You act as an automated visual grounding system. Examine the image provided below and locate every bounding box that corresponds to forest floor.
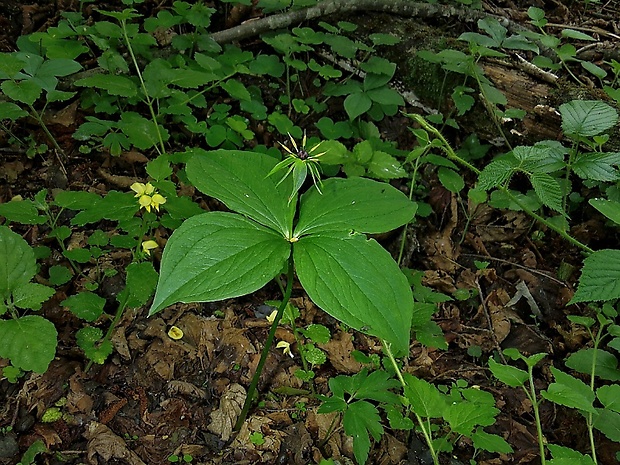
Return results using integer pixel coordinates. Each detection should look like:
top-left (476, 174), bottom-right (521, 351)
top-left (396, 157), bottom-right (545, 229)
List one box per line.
top-left (1, 0), bottom-right (620, 464)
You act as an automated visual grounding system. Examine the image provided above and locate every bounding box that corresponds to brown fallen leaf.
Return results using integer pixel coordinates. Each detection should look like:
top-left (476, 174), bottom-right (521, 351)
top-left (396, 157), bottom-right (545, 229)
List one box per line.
top-left (84, 421), bottom-right (146, 465)
top-left (207, 383), bottom-right (246, 441)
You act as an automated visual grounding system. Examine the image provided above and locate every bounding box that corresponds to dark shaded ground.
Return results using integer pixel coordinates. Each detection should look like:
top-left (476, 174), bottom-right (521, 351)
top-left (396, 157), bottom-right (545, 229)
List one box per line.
top-left (1, 0), bottom-right (620, 464)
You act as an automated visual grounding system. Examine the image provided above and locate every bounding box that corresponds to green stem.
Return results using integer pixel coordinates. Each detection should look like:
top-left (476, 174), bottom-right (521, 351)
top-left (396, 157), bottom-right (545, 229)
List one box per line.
top-left (28, 104), bottom-right (66, 157)
top-left (384, 342), bottom-right (439, 465)
top-left (409, 114), bottom-right (594, 254)
top-left (120, 19), bottom-right (166, 156)
top-left (234, 255), bottom-right (295, 432)
top-left (525, 366), bottom-right (546, 465)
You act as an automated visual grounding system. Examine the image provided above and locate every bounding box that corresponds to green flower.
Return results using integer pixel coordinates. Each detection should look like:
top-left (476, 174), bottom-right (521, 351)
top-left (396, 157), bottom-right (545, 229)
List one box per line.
top-left (268, 132), bottom-right (325, 203)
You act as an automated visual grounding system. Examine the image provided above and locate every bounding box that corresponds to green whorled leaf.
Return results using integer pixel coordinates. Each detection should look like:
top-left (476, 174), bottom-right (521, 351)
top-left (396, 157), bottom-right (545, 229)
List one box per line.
top-left (572, 152), bottom-right (620, 182)
top-left (597, 385), bottom-right (620, 412)
top-left (590, 198), bottom-right (620, 225)
top-left (477, 159), bottom-right (513, 190)
top-left (570, 249), bottom-right (620, 303)
top-left (593, 408), bottom-right (620, 442)
top-left (185, 149), bottom-right (294, 237)
top-left (541, 367), bottom-right (596, 413)
top-left (0, 226), bottom-right (37, 300)
top-left (565, 348), bottom-right (620, 381)
top-left (74, 74), bottom-right (138, 97)
top-left (0, 101), bottom-right (28, 120)
top-left (489, 357), bottom-right (528, 387)
top-left (293, 232), bottom-right (413, 354)
top-left (294, 177), bottom-right (416, 237)
top-left (0, 315), bottom-right (57, 373)
top-left (529, 172), bottom-right (563, 212)
top-left (560, 100), bottom-right (618, 138)
top-left (149, 212), bottom-right (290, 316)
top-left (403, 373), bottom-right (446, 418)
top-left (12, 283), bottom-right (54, 310)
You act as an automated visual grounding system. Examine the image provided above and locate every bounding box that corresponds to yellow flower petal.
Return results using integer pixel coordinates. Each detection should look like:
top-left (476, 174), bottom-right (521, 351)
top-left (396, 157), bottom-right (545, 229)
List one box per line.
top-left (151, 193), bottom-right (167, 211)
top-left (168, 326), bottom-right (184, 340)
top-left (142, 240), bottom-right (158, 256)
top-left (276, 341), bottom-right (293, 358)
top-left (266, 310), bottom-right (278, 324)
top-left (131, 182), bottom-right (147, 196)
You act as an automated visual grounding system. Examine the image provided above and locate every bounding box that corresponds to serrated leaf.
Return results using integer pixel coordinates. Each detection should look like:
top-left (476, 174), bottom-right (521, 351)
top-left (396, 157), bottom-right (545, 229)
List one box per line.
top-left (0, 315), bottom-right (57, 373)
top-left (471, 430), bottom-right (513, 453)
top-left (0, 101), bottom-right (28, 120)
top-left (530, 172), bottom-right (563, 212)
top-left (294, 232), bottom-right (413, 354)
top-left (547, 444), bottom-right (595, 465)
top-left (0, 226), bottom-right (37, 300)
top-left (350, 370), bottom-right (400, 404)
top-left (444, 400), bottom-right (499, 436)
top-left (149, 212), bottom-right (290, 315)
top-left (75, 74), bottom-right (138, 97)
top-left (294, 177), bottom-right (415, 236)
top-left (489, 357), bottom-right (528, 387)
top-left (403, 373), bottom-right (446, 418)
top-left (570, 249), bottom-right (620, 303)
top-left (61, 292), bottom-right (106, 322)
top-left (343, 400), bottom-right (383, 465)
top-left (560, 100), bottom-right (618, 138)
top-left (0, 200), bottom-right (47, 224)
top-left (76, 326), bottom-right (113, 364)
top-left (541, 367), bottom-right (595, 413)
top-left (1, 79), bottom-right (42, 106)
top-left (12, 283), bottom-right (54, 310)
top-left (186, 149), bottom-right (294, 236)
top-left (565, 348), bottom-right (620, 381)
top-left (124, 261), bottom-right (158, 308)
top-left (478, 159), bottom-right (513, 190)
top-left (597, 385), bottom-right (620, 412)
top-left (593, 408), bottom-right (620, 442)
top-left (572, 153), bottom-right (620, 181)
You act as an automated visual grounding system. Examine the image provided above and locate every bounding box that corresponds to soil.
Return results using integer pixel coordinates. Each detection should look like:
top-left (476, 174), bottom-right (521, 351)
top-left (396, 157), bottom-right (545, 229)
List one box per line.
top-left (1, 1), bottom-right (620, 464)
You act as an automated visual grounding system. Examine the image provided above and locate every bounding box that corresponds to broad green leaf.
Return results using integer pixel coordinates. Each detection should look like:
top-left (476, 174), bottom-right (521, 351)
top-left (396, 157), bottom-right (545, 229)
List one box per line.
top-left (367, 151), bottom-right (407, 180)
top-left (489, 357), bottom-right (528, 387)
top-left (1, 79), bottom-right (42, 105)
top-left (0, 315), bottom-right (57, 373)
top-left (438, 167), bottom-right (465, 193)
top-left (38, 58), bottom-right (82, 77)
top-left (185, 149), bottom-right (294, 236)
top-left (350, 370), bottom-right (400, 404)
top-left (294, 177), bottom-right (416, 236)
top-left (530, 172), bottom-right (563, 212)
top-left (541, 367), bottom-right (595, 413)
top-left (0, 226), bottom-right (37, 300)
top-left (403, 373), bottom-right (446, 418)
top-left (0, 53), bottom-right (26, 77)
top-left (0, 200), bottom-right (46, 224)
top-left (597, 385), bottom-right (620, 412)
top-left (76, 326), bottom-right (113, 364)
top-left (221, 79), bottom-right (251, 101)
top-left (343, 401), bottom-right (383, 465)
top-left (61, 292), bottom-right (106, 322)
top-left (547, 444), bottom-right (595, 465)
top-left (561, 29), bottom-right (596, 41)
top-left (118, 112), bottom-right (169, 150)
top-left (74, 74), bottom-right (138, 97)
top-left (444, 400), bottom-right (499, 436)
top-left (0, 101), bottom-right (28, 120)
top-left (589, 198), bottom-right (620, 225)
top-left (565, 348), bottom-right (620, 381)
top-left (149, 212), bottom-right (290, 315)
top-left (471, 430), bottom-right (513, 454)
top-left (560, 100), bottom-right (618, 138)
top-left (570, 249), bottom-right (620, 303)
top-left (124, 261), bottom-right (158, 308)
top-left (344, 92), bottom-right (372, 120)
top-left (572, 152), bottom-right (620, 182)
top-left (477, 159), bottom-right (513, 190)
top-left (293, 232), bottom-right (413, 354)
top-left (12, 283), bottom-right (54, 310)
top-left (593, 408), bottom-right (620, 442)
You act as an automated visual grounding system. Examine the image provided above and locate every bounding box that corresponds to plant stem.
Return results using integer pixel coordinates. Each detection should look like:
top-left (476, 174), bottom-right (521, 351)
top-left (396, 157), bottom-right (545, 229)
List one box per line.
top-left (525, 366), bottom-right (546, 465)
top-left (409, 114), bottom-right (594, 254)
top-left (384, 342), bottom-right (439, 465)
top-left (234, 255), bottom-right (295, 432)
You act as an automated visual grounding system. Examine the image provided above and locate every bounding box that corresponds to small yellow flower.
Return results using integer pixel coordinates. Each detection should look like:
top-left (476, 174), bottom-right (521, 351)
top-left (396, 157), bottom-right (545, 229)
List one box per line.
top-left (168, 326), bottom-right (184, 340)
top-left (131, 182), bottom-right (166, 212)
top-left (266, 310), bottom-right (278, 324)
top-left (276, 341), bottom-right (294, 358)
top-left (141, 240), bottom-right (159, 256)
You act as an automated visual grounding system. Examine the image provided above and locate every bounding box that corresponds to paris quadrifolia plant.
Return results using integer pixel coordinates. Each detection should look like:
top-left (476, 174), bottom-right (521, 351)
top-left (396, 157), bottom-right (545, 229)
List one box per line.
top-left (147, 145), bottom-right (418, 432)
